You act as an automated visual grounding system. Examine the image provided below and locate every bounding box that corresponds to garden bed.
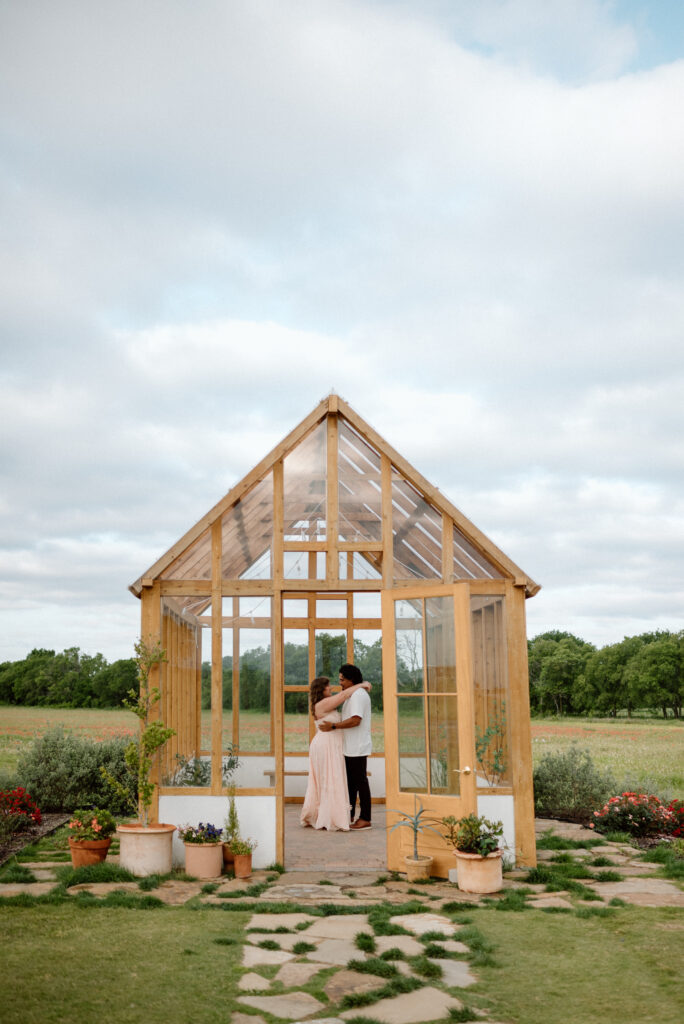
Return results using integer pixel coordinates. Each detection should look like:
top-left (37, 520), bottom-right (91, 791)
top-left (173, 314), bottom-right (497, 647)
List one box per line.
top-left (0, 813), bottom-right (69, 867)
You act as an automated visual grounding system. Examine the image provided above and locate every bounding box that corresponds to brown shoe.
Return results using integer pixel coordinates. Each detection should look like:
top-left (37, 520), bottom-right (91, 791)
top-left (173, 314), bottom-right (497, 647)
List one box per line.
top-left (350, 819), bottom-right (372, 829)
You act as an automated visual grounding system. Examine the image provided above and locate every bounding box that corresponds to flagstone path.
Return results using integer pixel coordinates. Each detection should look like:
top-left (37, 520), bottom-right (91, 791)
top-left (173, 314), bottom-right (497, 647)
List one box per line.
top-left (1, 818), bottom-right (682, 1023)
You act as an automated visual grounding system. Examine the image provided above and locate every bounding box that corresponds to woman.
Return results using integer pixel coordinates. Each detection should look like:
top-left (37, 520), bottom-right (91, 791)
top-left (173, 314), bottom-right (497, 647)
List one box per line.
top-left (300, 674), bottom-right (371, 831)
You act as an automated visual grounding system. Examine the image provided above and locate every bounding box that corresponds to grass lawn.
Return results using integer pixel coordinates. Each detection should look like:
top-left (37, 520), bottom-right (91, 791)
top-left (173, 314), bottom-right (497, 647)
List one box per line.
top-left (0, 900), bottom-right (682, 1024)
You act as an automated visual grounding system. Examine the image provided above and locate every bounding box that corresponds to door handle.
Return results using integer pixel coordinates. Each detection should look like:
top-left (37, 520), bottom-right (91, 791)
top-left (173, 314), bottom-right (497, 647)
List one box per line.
top-left (452, 766), bottom-right (472, 775)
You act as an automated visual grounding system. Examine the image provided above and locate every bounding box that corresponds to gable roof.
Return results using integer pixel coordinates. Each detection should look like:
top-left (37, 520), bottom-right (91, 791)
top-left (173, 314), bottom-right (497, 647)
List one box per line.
top-left (129, 394), bottom-right (540, 597)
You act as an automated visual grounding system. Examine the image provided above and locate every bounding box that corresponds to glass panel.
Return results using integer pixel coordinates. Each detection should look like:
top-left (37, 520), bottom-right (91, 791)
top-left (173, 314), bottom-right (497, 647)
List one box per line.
top-left (354, 629), bottom-right (383, 751)
top-left (283, 420), bottom-right (327, 541)
top-left (425, 595), bottom-right (456, 694)
top-left (316, 598), bottom-right (347, 619)
top-left (353, 592), bottom-right (381, 618)
top-left (338, 419), bottom-right (382, 542)
top-left (392, 471), bottom-right (442, 581)
top-left (453, 525), bottom-right (501, 581)
top-left (284, 598), bottom-right (308, 618)
top-left (398, 696), bottom-right (426, 792)
top-left (240, 595), bottom-right (271, 619)
top-left (221, 474), bottom-right (273, 580)
top-left (161, 596), bottom-right (211, 788)
top-left (427, 695), bottom-right (460, 795)
top-left (221, 604), bottom-right (236, 781)
top-left (471, 595), bottom-right (511, 787)
top-left (238, 609), bottom-right (272, 753)
top-left (161, 529), bottom-right (211, 580)
top-left (284, 629), bottom-right (309, 687)
top-left (284, 691), bottom-right (310, 752)
top-left (315, 629), bottom-right (347, 678)
top-left (395, 598), bottom-right (424, 693)
top-left (284, 550), bottom-right (325, 579)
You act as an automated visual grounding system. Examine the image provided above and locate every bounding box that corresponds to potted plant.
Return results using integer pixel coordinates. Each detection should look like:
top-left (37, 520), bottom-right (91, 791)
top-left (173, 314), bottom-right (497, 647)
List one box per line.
top-left (231, 836), bottom-right (257, 878)
top-left (101, 636), bottom-right (176, 877)
top-left (387, 796), bottom-right (443, 881)
top-left (222, 785), bottom-right (239, 869)
top-left (67, 807), bottom-right (117, 868)
top-left (440, 813), bottom-right (505, 893)
top-left (178, 821), bottom-right (224, 879)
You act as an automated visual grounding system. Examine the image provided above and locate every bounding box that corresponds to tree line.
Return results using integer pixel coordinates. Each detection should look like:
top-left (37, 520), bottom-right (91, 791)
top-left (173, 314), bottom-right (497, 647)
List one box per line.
top-left (1, 628), bottom-right (681, 718)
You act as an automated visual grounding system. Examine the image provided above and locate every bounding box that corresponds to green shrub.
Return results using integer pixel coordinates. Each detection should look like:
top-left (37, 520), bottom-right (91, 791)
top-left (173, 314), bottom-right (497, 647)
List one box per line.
top-left (533, 745), bottom-right (616, 823)
top-left (16, 728), bottom-right (135, 814)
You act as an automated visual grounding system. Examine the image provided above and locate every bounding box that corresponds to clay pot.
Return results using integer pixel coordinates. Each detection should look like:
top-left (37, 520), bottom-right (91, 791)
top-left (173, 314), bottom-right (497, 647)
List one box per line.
top-left (184, 842), bottom-right (223, 879)
top-left (233, 853), bottom-right (253, 878)
top-left (116, 823), bottom-right (176, 877)
top-left (452, 848), bottom-right (504, 894)
top-left (68, 837), bottom-right (111, 868)
top-left (222, 842), bottom-right (234, 868)
top-left (404, 855), bottom-right (433, 882)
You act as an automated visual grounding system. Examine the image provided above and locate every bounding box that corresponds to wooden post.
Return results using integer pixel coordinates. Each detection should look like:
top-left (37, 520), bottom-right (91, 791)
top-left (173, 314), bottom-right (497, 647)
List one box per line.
top-left (507, 583), bottom-right (537, 866)
top-left (211, 520), bottom-right (223, 795)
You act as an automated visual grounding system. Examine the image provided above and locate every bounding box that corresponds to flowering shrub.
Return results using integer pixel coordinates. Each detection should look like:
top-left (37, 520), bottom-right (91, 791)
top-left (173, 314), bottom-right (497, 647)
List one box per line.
top-left (591, 792), bottom-right (674, 838)
top-left (0, 787), bottom-right (42, 834)
top-left (667, 799), bottom-right (684, 838)
top-left (177, 822), bottom-right (223, 844)
top-left (68, 807), bottom-right (117, 842)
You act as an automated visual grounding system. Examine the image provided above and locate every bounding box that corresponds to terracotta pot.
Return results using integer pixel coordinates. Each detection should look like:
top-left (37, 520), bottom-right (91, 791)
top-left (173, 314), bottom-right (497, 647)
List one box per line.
top-left (68, 837), bottom-right (111, 868)
top-left (116, 823), bottom-right (176, 877)
top-left (404, 855), bottom-right (433, 882)
top-left (453, 848), bottom-right (504, 894)
top-left (184, 842), bottom-right (223, 879)
top-left (222, 842), bottom-right (234, 868)
top-left (233, 852), bottom-right (253, 878)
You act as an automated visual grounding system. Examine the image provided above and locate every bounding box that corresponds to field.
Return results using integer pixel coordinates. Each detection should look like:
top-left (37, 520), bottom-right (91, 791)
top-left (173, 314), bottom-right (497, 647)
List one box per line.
top-left (1, 705), bottom-right (682, 797)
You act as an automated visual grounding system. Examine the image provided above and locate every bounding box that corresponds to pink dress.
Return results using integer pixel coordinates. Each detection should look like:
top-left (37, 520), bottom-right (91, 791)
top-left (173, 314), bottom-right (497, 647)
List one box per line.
top-left (300, 709), bottom-right (351, 831)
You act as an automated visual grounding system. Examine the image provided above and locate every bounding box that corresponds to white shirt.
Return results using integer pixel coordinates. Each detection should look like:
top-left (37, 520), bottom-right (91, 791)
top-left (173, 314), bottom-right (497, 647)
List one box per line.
top-left (341, 688), bottom-right (372, 757)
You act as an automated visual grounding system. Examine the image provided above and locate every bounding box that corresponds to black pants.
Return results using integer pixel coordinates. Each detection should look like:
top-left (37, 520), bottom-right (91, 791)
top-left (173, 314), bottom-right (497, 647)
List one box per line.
top-left (345, 755), bottom-right (371, 822)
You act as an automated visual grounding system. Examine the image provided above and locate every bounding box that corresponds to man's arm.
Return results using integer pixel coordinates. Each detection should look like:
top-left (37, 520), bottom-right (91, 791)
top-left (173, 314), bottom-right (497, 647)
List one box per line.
top-left (318, 715), bottom-right (361, 733)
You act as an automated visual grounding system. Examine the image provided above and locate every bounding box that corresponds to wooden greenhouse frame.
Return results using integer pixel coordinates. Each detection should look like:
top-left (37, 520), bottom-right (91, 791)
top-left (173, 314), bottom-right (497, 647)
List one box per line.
top-left (129, 395), bottom-right (540, 874)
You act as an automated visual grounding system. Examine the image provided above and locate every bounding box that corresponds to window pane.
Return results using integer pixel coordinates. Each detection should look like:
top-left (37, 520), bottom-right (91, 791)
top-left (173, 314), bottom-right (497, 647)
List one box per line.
top-left (284, 550), bottom-right (326, 579)
top-left (284, 598), bottom-right (308, 618)
top-left (392, 471), bottom-right (442, 581)
top-left (395, 598), bottom-right (424, 693)
top-left (427, 695), bottom-right (460, 795)
top-left (238, 619), bottom-right (271, 753)
top-left (338, 419), bottom-right (382, 542)
top-left (471, 595), bottom-right (511, 787)
top-left (354, 629), bottom-right (383, 752)
top-left (316, 599), bottom-right (347, 619)
top-left (353, 592), bottom-right (381, 618)
top-left (398, 696), bottom-right (426, 792)
top-left (283, 421), bottom-right (327, 541)
top-left (284, 691), bottom-right (310, 752)
top-left (425, 595), bottom-right (456, 694)
top-left (315, 629), bottom-right (347, 678)
top-left (221, 474), bottom-right (273, 580)
top-left (284, 630), bottom-right (309, 687)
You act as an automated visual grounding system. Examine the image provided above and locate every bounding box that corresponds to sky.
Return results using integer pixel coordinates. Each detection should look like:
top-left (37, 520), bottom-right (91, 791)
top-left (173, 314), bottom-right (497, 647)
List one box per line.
top-left (1, 0), bottom-right (683, 663)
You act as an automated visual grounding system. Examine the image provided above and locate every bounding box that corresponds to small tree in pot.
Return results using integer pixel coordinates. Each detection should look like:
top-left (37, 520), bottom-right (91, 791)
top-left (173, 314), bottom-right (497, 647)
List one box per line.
top-left (101, 636), bottom-right (176, 876)
top-left (387, 796), bottom-right (443, 881)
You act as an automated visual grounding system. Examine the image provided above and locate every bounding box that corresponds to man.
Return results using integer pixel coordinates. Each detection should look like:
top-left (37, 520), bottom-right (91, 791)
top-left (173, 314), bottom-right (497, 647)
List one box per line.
top-left (318, 663), bottom-right (372, 829)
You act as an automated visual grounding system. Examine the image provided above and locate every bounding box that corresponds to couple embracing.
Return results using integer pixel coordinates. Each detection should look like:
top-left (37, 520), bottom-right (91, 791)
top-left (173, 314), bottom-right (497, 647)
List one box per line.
top-left (300, 663), bottom-right (372, 832)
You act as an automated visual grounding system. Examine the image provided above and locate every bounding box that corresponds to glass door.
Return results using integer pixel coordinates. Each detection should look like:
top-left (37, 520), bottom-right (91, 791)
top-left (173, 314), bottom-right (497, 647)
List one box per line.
top-left (382, 584), bottom-right (477, 877)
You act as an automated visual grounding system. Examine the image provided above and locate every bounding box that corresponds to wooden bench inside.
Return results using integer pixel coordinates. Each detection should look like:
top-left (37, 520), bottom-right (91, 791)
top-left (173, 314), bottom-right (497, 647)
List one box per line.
top-left (263, 769), bottom-right (371, 785)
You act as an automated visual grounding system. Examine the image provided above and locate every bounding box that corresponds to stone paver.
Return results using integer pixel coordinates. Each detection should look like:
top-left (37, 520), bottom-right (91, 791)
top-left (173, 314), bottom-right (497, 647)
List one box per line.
top-left (248, 912), bottom-right (315, 930)
top-left (239, 992), bottom-right (326, 1020)
top-left (390, 912), bottom-right (456, 937)
top-left (440, 939), bottom-right (470, 954)
top-left (306, 937), bottom-right (364, 965)
top-left (242, 945), bottom-right (296, 967)
top-left (306, 914), bottom-right (370, 939)
top-left (374, 933), bottom-right (425, 956)
top-left (274, 961), bottom-right (325, 987)
top-left (66, 882), bottom-right (140, 896)
top-left (0, 881), bottom-right (57, 896)
top-left (324, 968), bottom-right (388, 1002)
top-left (232, 1013), bottom-right (267, 1024)
top-left (239, 972), bottom-right (272, 991)
top-left (428, 958), bottom-right (478, 988)
top-left (154, 881), bottom-right (204, 905)
top-left (587, 878), bottom-right (684, 908)
top-left (259, 884), bottom-right (349, 902)
top-left (340, 985), bottom-right (463, 1023)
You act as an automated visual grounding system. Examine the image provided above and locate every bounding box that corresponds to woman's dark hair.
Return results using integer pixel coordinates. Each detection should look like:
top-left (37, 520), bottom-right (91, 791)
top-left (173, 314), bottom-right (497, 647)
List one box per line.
top-left (339, 663), bottom-right (362, 686)
top-left (309, 676), bottom-right (330, 715)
